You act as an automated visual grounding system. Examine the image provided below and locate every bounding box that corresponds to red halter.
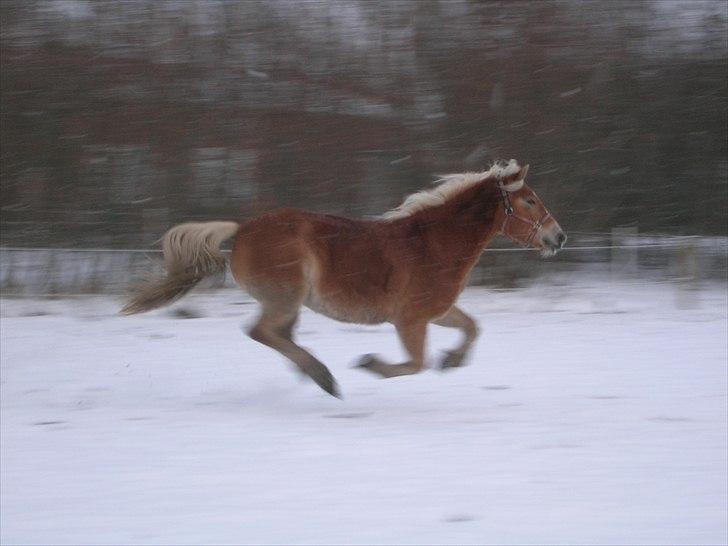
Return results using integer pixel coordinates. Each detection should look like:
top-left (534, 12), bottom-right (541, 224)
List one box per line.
top-left (498, 183), bottom-right (551, 247)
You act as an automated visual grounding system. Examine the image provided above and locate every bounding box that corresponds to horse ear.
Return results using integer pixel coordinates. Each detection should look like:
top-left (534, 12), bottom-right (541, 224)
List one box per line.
top-left (501, 179), bottom-right (523, 192)
top-left (518, 164), bottom-right (529, 181)
top-left (501, 163), bottom-right (528, 192)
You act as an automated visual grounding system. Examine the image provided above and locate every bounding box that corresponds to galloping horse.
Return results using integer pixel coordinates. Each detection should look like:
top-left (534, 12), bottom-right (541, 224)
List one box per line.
top-left (122, 160), bottom-right (566, 397)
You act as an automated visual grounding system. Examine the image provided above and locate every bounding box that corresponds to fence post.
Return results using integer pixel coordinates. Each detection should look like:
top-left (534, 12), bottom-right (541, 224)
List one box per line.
top-left (674, 238), bottom-right (699, 310)
top-left (611, 226), bottom-right (638, 280)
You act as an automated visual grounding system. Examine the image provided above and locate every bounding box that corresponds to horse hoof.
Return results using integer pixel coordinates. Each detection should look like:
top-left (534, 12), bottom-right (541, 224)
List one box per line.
top-left (302, 362), bottom-right (341, 399)
top-left (355, 354), bottom-right (387, 378)
top-left (354, 353), bottom-right (379, 369)
top-left (440, 351), bottom-right (466, 370)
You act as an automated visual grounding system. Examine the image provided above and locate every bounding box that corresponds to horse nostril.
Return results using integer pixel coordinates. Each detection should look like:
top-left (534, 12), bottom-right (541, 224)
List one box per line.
top-left (556, 232), bottom-right (566, 247)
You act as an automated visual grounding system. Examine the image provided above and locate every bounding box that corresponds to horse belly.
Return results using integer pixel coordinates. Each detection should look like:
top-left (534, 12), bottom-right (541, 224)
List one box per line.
top-left (304, 289), bottom-right (387, 325)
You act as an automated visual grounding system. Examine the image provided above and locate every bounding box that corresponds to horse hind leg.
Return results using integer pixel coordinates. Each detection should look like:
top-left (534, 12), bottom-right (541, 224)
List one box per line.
top-left (248, 306), bottom-right (340, 398)
top-left (356, 320), bottom-right (427, 379)
top-left (272, 313), bottom-right (307, 377)
top-left (432, 305), bottom-right (479, 369)
top-left (274, 313), bottom-right (298, 341)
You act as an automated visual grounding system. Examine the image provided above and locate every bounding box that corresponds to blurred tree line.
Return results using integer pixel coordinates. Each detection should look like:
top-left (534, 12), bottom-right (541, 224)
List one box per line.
top-left (1, 0), bottom-right (726, 248)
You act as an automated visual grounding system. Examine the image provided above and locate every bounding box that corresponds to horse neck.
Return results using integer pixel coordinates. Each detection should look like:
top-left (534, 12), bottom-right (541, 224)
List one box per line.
top-left (410, 183), bottom-right (502, 258)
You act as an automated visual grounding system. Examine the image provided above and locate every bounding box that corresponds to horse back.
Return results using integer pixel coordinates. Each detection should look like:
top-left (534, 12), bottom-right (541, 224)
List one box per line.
top-left (231, 208), bottom-right (469, 324)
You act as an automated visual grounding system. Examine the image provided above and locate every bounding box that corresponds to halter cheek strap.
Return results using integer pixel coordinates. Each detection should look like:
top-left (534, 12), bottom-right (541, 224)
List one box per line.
top-left (498, 183), bottom-right (551, 247)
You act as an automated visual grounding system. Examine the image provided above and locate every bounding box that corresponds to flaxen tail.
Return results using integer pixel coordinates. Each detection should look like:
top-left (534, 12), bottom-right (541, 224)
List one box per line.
top-left (121, 221), bottom-right (239, 315)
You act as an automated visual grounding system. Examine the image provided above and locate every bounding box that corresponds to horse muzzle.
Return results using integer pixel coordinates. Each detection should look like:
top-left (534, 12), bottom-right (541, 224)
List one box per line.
top-left (540, 226), bottom-right (567, 256)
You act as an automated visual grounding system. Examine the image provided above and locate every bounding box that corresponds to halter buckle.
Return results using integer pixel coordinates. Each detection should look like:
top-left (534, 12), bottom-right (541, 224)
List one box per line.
top-left (498, 183), bottom-right (514, 216)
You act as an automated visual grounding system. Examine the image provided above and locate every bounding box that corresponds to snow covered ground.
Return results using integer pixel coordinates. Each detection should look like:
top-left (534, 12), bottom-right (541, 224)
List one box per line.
top-left (1, 278), bottom-right (726, 545)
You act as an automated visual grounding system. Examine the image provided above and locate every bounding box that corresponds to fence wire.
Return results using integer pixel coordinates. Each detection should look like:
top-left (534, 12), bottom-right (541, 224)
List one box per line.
top-left (2, 236), bottom-right (725, 297)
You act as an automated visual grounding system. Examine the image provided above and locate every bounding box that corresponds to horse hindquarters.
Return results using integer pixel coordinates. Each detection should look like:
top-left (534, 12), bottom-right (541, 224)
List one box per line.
top-left (229, 218), bottom-right (340, 397)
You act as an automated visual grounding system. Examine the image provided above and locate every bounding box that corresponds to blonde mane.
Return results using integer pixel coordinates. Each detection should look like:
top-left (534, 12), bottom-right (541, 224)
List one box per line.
top-left (381, 159), bottom-right (521, 220)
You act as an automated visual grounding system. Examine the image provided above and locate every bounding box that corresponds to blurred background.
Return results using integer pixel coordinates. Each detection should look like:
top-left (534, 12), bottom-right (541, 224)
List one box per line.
top-left (0, 0), bottom-right (726, 292)
top-left (2, 4), bottom-right (727, 545)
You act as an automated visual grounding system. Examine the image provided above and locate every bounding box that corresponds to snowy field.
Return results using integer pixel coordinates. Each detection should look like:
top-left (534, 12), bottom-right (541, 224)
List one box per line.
top-left (1, 278), bottom-right (726, 545)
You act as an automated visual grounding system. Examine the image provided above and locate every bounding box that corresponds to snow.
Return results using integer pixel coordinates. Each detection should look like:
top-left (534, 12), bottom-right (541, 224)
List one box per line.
top-left (1, 279), bottom-right (726, 545)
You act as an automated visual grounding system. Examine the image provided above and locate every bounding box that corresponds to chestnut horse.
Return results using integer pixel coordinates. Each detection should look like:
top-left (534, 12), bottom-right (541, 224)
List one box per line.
top-left (122, 160), bottom-right (566, 397)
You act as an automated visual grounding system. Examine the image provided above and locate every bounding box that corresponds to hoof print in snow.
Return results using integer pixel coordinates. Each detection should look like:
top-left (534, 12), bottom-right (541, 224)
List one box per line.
top-left (531, 443), bottom-right (581, 450)
top-left (325, 412), bottom-right (373, 419)
top-left (169, 307), bottom-right (203, 319)
top-left (443, 514), bottom-right (475, 523)
top-left (147, 333), bottom-right (175, 340)
top-left (21, 310), bottom-right (49, 317)
top-left (647, 416), bottom-right (695, 423)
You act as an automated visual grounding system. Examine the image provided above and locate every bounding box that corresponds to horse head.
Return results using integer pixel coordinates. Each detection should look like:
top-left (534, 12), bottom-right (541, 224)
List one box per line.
top-left (497, 164), bottom-right (567, 256)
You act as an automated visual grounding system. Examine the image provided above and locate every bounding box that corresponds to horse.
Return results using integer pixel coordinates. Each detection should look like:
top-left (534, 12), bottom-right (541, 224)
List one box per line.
top-left (121, 159), bottom-right (566, 398)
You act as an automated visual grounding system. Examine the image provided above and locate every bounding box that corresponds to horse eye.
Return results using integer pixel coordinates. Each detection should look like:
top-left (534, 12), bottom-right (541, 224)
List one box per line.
top-left (525, 198), bottom-right (536, 206)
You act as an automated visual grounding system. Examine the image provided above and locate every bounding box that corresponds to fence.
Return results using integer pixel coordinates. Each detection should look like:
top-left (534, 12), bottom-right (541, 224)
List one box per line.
top-left (1, 233), bottom-right (726, 296)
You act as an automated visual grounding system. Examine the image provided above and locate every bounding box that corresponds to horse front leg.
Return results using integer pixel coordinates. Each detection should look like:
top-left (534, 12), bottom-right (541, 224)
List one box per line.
top-left (356, 320), bottom-right (427, 378)
top-left (431, 305), bottom-right (479, 369)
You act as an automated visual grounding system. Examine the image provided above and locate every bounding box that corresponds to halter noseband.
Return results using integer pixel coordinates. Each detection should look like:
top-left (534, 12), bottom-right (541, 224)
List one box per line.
top-left (498, 183), bottom-right (551, 248)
